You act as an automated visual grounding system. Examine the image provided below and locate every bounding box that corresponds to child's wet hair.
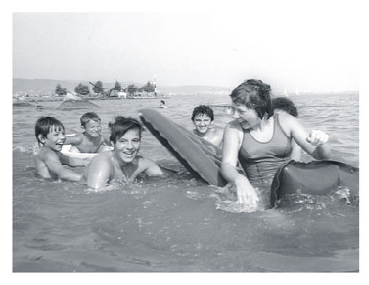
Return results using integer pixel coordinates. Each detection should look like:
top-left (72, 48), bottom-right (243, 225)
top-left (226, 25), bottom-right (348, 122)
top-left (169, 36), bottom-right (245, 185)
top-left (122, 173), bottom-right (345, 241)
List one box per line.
top-left (109, 116), bottom-right (144, 143)
top-left (35, 116), bottom-right (65, 144)
top-left (272, 97), bottom-right (298, 117)
top-left (80, 112), bottom-right (101, 127)
top-left (191, 105), bottom-right (214, 121)
top-left (230, 79), bottom-right (274, 119)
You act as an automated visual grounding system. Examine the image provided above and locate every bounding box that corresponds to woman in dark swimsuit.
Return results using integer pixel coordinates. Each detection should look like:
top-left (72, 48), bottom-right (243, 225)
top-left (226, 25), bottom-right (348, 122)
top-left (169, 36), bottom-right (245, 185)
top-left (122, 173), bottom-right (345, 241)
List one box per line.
top-left (221, 79), bottom-right (331, 209)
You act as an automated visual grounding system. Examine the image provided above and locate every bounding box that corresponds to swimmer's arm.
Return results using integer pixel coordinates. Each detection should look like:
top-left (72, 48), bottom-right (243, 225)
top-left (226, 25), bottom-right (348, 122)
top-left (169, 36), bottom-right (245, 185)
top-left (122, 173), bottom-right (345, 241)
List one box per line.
top-left (44, 152), bottom-right (82, 182)
top-left (287, 116), bottom-right (331, 160)
top-left (58, 152), bottom-right (91, 166)
top-left (221, 123), bottom-right (258, 206)
top-left (143, 157), bottom-right (163, 176)
top-left (220, 123), bottom-right (244, 182)
top-left (86, 156), bottom-right (112, 189)
top-left (290, 140), bottom-right (301, 161)
top-left (64, 135), bottom-right (83, 146)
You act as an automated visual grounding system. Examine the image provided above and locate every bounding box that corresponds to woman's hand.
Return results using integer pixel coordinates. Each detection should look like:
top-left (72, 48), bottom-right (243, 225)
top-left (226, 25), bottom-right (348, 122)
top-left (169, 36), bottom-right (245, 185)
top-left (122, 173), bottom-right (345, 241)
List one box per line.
top-left (234, 175), bottom-right (259, 207)
top-left (306, 129), bottom-right (329, 147)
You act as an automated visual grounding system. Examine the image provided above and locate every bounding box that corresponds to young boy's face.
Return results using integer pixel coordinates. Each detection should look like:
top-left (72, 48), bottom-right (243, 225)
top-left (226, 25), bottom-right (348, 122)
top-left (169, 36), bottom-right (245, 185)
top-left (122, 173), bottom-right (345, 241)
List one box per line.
top-left (113, 129), bottom-right (141, 163)
top-left (83, 119), bottom-right (101, 137)
top-left (42, 126), bottom-right (66, 152)
top-left (193, 114), bottom-right (212, 134)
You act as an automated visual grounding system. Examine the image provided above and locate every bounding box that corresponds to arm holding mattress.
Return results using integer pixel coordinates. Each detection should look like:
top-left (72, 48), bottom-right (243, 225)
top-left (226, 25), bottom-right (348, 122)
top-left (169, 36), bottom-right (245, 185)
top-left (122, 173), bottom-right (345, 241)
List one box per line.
top-left (220, 122), bottom-right (259, 207)
top-left (281, 115), bottom-right (331, 160)
top-left (40, 150), bottom-right (82, 182)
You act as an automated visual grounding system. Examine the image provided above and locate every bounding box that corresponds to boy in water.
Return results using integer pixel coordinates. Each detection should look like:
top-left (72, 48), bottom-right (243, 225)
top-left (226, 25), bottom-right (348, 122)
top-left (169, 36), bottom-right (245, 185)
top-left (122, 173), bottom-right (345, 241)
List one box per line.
top-left (272, 97), bottom-right (301, 161)
top-left (34, 116), bottom-right (90, 181)
top-left (84, 116), bottom-right (162, 190)
top-left (192, 105), bottom-right (224, 148)
top-left (65, 112), bottom-right (111, 153)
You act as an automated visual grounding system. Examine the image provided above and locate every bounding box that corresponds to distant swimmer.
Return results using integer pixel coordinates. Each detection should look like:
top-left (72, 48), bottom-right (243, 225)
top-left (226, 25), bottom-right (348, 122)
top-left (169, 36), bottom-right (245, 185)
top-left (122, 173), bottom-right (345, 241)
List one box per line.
top-left (272, 97), bottom-right (301, 161)
top-left (34, 116), bottom-right (91, 182)
top-left (83, 116), bottom-right (163, 190)
top-left (159, 100), bottom-right (168, 108)
top-left (192, 105), bottom-right (224, 148)
top-left (64, 112), bottom-right (111, 153)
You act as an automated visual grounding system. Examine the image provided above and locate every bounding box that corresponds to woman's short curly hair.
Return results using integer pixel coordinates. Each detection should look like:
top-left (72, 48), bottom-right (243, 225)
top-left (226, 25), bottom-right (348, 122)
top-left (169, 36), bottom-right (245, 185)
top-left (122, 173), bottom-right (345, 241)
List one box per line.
top-left (230, 79), bottom-right (273, 119)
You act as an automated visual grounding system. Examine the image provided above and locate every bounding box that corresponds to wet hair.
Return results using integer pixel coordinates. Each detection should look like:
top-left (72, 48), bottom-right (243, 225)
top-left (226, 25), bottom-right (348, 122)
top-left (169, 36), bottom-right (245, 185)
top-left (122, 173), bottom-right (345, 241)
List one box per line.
top-left (35, 116), bottom-right (65, 144)
top-left (272, 97), bottom-right (298, 117)
top-left (191, 105), bottom-right (214, 121)
top-left (160, 100), bottom-right (165, 104)
top-left (108, 116), bottom-right (144, 143)
top-left (230, 79), bottom-right (273, 119)
top-left (80, 112), bottom-right (101, 127)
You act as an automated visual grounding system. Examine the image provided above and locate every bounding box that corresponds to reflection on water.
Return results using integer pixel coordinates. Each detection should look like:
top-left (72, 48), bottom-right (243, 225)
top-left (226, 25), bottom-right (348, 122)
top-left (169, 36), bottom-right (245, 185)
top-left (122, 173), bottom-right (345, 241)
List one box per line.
top-left (13, 93), bottom-right (359, 272)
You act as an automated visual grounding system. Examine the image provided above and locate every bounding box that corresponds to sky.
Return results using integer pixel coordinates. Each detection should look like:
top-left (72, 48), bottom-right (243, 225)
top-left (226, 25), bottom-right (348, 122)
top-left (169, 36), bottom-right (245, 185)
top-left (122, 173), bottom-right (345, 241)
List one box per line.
top-left (11, 1), bottom-right (362, 93)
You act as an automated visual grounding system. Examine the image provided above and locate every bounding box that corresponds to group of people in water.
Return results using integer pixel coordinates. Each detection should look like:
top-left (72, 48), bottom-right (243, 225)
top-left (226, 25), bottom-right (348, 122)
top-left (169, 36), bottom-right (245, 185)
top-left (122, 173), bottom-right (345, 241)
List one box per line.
top-left (34, 79), bottom-right (331, 208)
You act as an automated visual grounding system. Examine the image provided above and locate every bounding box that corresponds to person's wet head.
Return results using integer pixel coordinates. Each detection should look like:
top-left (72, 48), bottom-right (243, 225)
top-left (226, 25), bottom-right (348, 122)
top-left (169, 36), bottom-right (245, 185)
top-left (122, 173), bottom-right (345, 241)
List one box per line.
top-left (230, 79), bottom-right (274, 120)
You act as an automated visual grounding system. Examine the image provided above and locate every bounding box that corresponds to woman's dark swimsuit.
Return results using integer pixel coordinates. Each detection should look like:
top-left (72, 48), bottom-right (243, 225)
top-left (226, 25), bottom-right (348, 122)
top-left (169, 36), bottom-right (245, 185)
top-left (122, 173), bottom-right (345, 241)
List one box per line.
top-left (238, 114), bottom-right (293, 185)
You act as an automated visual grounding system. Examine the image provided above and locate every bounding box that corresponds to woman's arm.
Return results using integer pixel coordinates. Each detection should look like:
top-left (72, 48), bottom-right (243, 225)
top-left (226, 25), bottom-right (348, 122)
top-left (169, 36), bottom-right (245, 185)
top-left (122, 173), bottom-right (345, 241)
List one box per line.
top-left (220, 122), bottom-right (259, 206)
top-left (282, 115), bottom-right (331, 160)
top-left (290, 140), bottom-right (302, 161)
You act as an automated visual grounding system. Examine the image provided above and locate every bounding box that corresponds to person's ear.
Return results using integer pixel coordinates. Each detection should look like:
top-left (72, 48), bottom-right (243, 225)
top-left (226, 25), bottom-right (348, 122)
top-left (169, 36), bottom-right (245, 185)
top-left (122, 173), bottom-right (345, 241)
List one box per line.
top-left (37, 134), bottom-right (46, 144)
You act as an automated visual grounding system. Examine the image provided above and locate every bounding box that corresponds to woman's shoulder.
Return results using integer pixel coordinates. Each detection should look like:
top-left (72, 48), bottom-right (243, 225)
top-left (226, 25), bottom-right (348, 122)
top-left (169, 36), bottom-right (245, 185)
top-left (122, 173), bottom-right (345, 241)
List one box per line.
top-left (275, 113), bottom-right (301, 135)
top-left (276, 112), bottom-right (299, 126)
top-left (225, 119), bottom-right (242, 131)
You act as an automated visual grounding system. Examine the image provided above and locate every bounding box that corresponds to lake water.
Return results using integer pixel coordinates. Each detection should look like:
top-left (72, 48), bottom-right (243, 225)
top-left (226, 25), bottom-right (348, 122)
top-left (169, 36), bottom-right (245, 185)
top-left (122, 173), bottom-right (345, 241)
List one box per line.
top-left (13, 92), bottom-right (359, 272)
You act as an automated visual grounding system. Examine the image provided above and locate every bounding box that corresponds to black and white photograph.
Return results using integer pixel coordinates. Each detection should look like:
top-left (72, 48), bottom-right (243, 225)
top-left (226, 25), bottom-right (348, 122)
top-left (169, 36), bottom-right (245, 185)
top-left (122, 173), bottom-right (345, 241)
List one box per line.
top-left (5, 0), bottom-right (367, 280)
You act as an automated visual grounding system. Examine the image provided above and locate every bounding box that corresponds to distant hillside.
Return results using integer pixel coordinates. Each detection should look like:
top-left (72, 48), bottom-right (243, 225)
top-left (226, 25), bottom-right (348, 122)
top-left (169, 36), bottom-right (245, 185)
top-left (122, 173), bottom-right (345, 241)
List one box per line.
top-left (13, 78), bottom-right (232, 96)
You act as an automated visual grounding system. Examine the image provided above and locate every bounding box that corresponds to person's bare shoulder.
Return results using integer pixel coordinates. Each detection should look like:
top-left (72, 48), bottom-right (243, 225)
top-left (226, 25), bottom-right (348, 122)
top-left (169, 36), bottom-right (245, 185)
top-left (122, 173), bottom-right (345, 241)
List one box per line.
top-left (37, 147), bottom-right (58, 161)
top-left (138, 156), bottom-right (162, 176)
top-left (65, 134), bottom-right (84, 146)
top-left (226, 119), bottom-right (242, 131)
top-left (212, 125), bottom-right (224, 134)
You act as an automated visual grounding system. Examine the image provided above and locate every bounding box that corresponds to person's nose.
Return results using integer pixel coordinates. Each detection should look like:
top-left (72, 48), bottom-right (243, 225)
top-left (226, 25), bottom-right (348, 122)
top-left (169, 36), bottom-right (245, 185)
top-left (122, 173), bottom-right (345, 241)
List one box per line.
top-left (126, 141), bottom-right (133, 149)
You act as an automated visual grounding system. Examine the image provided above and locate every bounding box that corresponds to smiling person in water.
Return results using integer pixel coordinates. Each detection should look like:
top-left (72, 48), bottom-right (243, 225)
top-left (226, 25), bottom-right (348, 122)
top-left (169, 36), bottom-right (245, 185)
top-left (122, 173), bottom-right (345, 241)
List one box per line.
top-left (84, 116), bottom-right (163, 190)
top-left (191, 105), bottom-right (224, 148)
top-left (221, 79), bottom-right (330, 208)
top-left (65, 112), bottom-right (111, 153)
top-left (34, 116), bottom-right (90, 181)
